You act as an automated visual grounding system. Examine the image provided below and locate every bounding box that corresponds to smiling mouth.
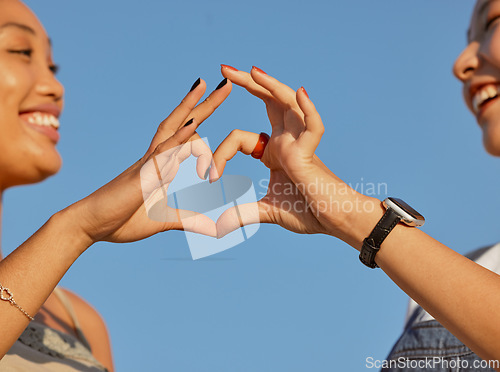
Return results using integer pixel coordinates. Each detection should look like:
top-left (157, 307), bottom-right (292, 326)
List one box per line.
top-left (19, 111), bottom-right (60, 129)
top-left (19, 111), bottom-right (60, 143)
top-left (472, 84), bottom-right (500, 114)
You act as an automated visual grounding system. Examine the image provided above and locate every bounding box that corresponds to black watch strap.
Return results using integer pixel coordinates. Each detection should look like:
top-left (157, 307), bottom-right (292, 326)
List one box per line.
top-left (359, 208), bottom-right (401, 268)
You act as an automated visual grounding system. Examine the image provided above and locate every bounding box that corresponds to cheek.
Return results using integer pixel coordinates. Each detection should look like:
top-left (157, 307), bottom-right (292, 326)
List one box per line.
top-left (0, 63), bottom-right (61, 185)
top-left (0, 66), bottom-right (30, 154)
top-left (486, 30), bottom-right (500, 64)
top-left (0, 60), bottom-right (35, 136)
top-left (0, 61), bottom-right (33, 123)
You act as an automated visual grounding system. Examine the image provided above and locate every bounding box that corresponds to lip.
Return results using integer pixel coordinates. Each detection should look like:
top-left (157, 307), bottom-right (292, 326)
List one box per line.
top-left (467, 81), bottom-right (500, 117)
top-left (19, 103), bottom-right (62, 144)
top-left (477, 96), bottom-right (500, 120)
top-left (19, 103), bottom-right (61, 118)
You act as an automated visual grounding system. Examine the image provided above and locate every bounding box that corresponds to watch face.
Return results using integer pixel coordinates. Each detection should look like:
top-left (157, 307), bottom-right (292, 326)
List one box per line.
top-left (384, 197), bottom-right (425, 227)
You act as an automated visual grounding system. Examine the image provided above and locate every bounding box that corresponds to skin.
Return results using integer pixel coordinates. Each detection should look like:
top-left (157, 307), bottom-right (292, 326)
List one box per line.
top-left (0, 0), bottom-right (63, 189)
top-left (0, 0), bottom-right (232, 369)
top-left (212, 6), bottom-right (500, 364)
top-left (0, 1), bottom-right (114, 368)
top-left (454, 0), bottom-right (500, 156)
top-left (1, 0), bottom-right (497, 370)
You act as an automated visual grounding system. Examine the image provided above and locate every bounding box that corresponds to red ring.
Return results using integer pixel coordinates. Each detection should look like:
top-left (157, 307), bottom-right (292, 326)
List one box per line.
top-left (251, 132), bottom-right (270, 159)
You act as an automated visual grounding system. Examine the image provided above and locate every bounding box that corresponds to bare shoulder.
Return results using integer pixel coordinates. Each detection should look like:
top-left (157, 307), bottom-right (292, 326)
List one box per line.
top-left (59, 288), bottom-right (114, 372)
top-left (59, 288), bottom-right (105, 329)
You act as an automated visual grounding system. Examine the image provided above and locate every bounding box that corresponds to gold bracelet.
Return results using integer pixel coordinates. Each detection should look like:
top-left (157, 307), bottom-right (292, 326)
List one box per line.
top-left (0, 282), bottom-right (34, 321)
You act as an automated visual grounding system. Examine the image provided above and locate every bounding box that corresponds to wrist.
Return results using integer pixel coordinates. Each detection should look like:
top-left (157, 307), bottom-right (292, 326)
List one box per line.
top-left (289, 162), bottom-right (384, 244)
top-left (333, 196), bottom-right (385, 251)
top-left (52, 205), bottom-right (95, 253)
top-left (282, 158), bottom-right (387, 247)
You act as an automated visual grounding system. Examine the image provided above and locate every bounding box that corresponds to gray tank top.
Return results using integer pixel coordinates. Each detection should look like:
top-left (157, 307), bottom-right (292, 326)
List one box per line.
top-left (0, 287), bottom-right (107, 371)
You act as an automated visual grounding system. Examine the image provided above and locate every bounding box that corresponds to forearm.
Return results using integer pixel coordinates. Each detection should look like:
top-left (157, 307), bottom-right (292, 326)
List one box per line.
top-left (214, 65), bottom-right (500, 363)
top-left (342, 197), bottom-right (500, 364)
top-left (0, 208), bottom-right (92, 357)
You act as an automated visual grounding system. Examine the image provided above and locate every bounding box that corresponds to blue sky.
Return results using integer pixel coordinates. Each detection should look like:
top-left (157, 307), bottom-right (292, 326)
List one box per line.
top-left (4, 0), bottom-right (500, 371)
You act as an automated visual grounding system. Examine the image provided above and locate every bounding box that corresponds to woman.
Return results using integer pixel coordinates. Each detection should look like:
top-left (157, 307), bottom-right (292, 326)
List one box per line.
top-left (212, 0), bottom-right (500, 367)
top-left (0, 0), bottom-right (231, 370)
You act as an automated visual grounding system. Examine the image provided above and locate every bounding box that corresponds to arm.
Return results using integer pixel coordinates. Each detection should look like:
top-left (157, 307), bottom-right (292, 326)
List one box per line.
top-left (0, 211), bottom-right (89, 357)
top-left (353, 204), bottom-right (500, 367)
top-left (214, 66), bottom-right (500, 367)
top-left (0, 77), bottom-right (232, 358)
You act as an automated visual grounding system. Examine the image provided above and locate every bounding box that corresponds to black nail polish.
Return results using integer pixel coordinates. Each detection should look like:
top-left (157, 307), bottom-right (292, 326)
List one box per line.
top-left (204, 167), bottom-right (210, 180)
top-left (215, 78), bottom-right (228, 90)
top-left (189, 78), bottom-right (201, 92)
top-left (183, 118), bottom-right (194, 127)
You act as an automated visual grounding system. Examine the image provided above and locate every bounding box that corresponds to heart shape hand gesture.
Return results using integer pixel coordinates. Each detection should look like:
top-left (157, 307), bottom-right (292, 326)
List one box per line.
top-left (68, 67), bottom-right (372, 250)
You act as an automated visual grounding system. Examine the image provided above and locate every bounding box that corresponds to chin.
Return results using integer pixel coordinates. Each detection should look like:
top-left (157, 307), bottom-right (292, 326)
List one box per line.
top-left (33, 154), bottom-right (62, 182)
top-left (483, 133), bottom-right (500, 157)
top-left (479, 119), bottom-right (500, 156)
top-left (3, 153), bottom-right (62, 189)
top-left (484, 143), bottom-right (500, 156)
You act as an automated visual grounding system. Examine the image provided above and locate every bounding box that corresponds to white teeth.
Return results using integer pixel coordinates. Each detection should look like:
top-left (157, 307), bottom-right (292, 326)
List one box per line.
top-left (23, 112), bottom-right (60, 129)
top-left (472, 84), bottom-right (500, 113)
top-left (487, 85), bottom-right (498, 97)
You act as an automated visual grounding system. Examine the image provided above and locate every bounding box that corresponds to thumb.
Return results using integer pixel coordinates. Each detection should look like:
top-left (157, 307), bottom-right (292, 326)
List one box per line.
top-left (176, 208), bottom-right (217, 238)
top-left (216, 201), bottom-right (271, 238)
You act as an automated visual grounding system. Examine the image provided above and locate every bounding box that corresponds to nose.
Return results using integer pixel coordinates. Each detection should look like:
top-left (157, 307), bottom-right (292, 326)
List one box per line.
top-left (35, 68), bottom-right (64, 102)
top-left (453, 42), bottom-right (480, 82)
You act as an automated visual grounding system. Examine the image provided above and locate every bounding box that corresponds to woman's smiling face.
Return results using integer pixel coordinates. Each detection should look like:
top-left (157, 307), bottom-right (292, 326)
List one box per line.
top-left (454, 0), bottom-right (500, 156)
top-left (0, 0), bottom-right (64, 189)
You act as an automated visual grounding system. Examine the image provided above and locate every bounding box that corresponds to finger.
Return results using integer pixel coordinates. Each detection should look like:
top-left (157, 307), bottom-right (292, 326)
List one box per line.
top-left (172, 209), bottom-right (217, 237)
top-left (221, 65), bottom-right (289, 133)
top-left (250, 66), bottom-right (306, 135)
top-left (296, 87), bottom-right (325, 152)
top-left (146, 201), bottom-right (217, 238)
top-left (153, 118), bottom-right (199, 157)
top-left (181, 77), bottom-right (232, 131)
top-left (189, 137), bottom-right (213, 180)
top-left (175, 136), bottom-right (213, 180)
top-left (175, 141), bottom-right (194, 164)
top-left (216, 201), bottom-right (270, 238)
top-left (221, 65), bottom-right (273, 101)
top-left (151, 129), bottom-right (213, 198)
top-left (146, 78), bottom-right (207, 156)
top-left (166, 79), bottom-right (232, 175)
top-left (250, 66), bottom-right (300, 110)
top-left (211, 129), bottom-right (260, 182)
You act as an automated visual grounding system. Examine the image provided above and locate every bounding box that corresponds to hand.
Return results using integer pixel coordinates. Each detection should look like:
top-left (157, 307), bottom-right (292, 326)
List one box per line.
top-left (65, 78), bottom-right (232, 244)
top-left (213, 67), bottom-right (375, 242)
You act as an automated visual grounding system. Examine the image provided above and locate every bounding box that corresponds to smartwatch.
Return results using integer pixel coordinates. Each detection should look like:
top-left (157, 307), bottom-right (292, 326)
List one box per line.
top-left (359, 197), bottom-right (425, 269)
